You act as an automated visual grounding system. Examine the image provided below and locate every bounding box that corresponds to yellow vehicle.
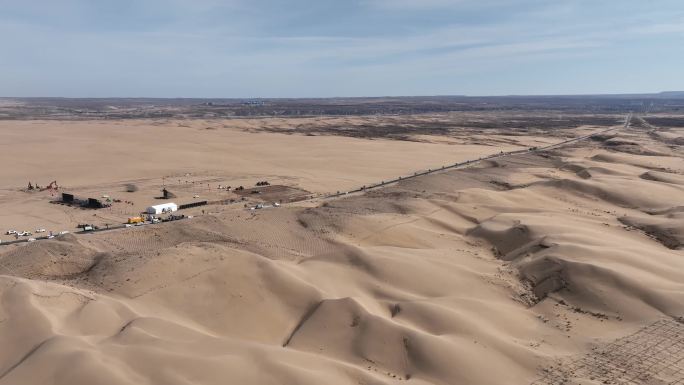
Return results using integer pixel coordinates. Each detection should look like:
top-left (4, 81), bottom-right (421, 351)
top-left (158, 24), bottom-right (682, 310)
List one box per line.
top-left (127, 216), bottom-right (144, 224)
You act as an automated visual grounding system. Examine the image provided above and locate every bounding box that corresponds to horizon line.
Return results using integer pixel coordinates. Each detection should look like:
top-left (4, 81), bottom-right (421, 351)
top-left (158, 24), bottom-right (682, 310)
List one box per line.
top-left (1, 91), bottom-right (683, 100)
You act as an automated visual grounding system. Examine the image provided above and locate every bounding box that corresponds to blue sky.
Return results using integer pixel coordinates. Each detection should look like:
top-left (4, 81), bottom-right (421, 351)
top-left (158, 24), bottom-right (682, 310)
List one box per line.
top-left (1, 0), bottom-right (683, 97)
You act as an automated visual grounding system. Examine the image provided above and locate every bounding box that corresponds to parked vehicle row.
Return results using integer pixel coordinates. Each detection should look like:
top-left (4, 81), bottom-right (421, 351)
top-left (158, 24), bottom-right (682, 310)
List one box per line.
top-left (2, 229), bottom-right (70, 244)
top-left (6, 228), bottom-right (55, 236)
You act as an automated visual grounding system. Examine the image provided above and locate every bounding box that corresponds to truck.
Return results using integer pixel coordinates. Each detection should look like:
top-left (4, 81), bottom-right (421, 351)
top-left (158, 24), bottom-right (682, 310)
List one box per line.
top-left (127, 216), bottom-right (145, 224)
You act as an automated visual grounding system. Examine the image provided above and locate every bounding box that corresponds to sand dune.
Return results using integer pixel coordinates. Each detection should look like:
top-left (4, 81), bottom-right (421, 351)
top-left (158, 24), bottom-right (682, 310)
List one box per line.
top-left (0, 118), bottom-right (683, 384)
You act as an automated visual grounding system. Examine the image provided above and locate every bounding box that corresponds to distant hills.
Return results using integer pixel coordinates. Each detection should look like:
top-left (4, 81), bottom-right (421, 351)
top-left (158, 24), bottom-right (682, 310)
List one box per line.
top-left (657, 91), bottom-right (684, 98)
top-left (2, 91), bottom-right (684, 102)
top-left (1, 92), bottom-right (683, 120)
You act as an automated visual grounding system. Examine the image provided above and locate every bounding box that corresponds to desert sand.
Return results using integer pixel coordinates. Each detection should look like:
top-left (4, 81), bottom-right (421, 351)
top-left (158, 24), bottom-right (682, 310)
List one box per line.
top-left (0, 112), bottom-right (683, 385)
top-left (0, 116), bottom-right (563, 238)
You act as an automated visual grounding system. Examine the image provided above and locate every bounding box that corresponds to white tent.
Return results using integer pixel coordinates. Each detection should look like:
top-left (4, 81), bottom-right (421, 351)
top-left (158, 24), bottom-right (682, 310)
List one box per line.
top-left (146, 202), bottom-right (178, 215)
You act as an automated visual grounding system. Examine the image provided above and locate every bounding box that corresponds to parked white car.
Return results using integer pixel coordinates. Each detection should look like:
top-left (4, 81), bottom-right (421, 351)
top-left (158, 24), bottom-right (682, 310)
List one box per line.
top-left (35, 229), bottom-right (46, 233)
top-left (6, 230), bottom-right (17, 235)
top-left (58, 231), bottom-right (69, 235)
top-left (18, 231), bottom-right (32, 237)
top-left (27, 238), bottom-right (36, 242)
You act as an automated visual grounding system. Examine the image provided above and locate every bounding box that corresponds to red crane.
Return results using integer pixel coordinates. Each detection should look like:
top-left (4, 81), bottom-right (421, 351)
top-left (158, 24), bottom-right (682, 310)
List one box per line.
top-left (42, 181), bottom-right (59, 195)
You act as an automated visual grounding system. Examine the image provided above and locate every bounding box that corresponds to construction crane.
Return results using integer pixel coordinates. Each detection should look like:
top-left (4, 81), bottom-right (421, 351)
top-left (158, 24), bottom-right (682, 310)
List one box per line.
top-left (41, 181), bottom-right (59, 194)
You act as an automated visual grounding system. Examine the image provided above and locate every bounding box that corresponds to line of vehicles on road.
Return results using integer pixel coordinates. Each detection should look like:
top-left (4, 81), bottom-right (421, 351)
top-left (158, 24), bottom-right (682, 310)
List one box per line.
top-left (73, 214), bottom-right (194, 233)
top-left (3, 229), bottom-right (70, 244)
top-left (248, 202), bottom-right (280, 211)
top-left (124, 214), bottom-right (193, 228)
top-left (6, 229), bottom-right (53, 237)
top-left (2, 213), bottom-right (195, 245)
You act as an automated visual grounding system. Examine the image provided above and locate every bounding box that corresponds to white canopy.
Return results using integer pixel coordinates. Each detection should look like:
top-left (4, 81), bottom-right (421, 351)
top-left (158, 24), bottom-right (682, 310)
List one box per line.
top-left (146, 202), bottom-right (178, 215)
